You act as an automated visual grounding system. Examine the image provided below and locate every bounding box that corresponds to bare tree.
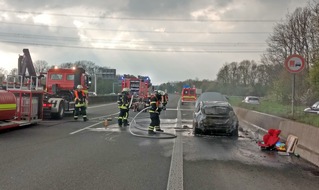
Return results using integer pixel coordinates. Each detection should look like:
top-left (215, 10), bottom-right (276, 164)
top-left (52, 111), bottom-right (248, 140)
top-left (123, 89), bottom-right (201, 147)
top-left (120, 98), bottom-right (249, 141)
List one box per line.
top-left (265, 4), bottom-right (318, 70)
top-left (0, 67), bottom-right (7, 83)
top-left (34, 60), bottom-right (50, 74)
top-left (9, 68), bottom-right (18, 75)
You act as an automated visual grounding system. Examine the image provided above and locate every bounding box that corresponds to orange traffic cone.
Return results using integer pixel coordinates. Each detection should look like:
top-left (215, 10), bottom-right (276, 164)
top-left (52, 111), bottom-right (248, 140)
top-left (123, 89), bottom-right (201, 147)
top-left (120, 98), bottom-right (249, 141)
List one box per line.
top-left (104, 120), bottom-right (108, 128)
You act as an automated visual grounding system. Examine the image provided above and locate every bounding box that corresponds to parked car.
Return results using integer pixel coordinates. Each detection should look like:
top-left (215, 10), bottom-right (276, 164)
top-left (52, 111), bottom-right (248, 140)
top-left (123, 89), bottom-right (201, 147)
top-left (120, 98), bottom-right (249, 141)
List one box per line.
top-left (193, 92), bottom-right (239, 136)
top-left (242, 96), bottom-right (260, 105)
top-left (304, 101), bottom-right (319, 114)
top-left (88, 92), bottom-right (97, 96)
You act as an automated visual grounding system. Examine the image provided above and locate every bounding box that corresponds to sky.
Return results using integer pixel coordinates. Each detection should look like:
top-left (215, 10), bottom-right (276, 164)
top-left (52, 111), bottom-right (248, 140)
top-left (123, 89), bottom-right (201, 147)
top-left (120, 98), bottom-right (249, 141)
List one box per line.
top-left (0, 0), bottom-right (311, 85)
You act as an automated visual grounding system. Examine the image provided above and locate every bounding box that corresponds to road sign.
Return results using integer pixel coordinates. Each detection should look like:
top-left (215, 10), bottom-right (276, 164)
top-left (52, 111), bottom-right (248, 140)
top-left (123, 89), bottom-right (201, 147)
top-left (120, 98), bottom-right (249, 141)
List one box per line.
top-left (284, 54), bottom-right (305, 73)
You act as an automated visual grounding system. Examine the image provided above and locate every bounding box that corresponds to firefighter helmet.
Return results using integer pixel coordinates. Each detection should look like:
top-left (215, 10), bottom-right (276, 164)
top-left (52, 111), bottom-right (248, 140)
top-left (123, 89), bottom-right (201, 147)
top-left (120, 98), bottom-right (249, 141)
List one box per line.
top-left (157, 90), bottom-right (165, 95)
top-left (77, 85), bottom-right (83, 89)
top-left (153, 90), bottom-right (163, 99)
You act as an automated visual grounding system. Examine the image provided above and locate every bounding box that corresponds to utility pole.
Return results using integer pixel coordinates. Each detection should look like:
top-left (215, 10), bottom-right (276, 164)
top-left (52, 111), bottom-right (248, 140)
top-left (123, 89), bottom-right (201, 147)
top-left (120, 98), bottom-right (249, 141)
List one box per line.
top-left (94, 73), bottom-right (97, 95)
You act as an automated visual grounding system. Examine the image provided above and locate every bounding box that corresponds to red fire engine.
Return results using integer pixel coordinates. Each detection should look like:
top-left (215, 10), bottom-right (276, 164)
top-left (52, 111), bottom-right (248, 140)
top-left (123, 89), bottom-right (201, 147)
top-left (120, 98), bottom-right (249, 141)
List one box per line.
top-left (181, 85), bottom-right (197, 105)
top-left (42, 67), bottom-right (91, 119)
top-left (120, 75), bottom-right (152, 111)
top-left (121, 75), bottom-right (152, 101)
top-left (0, 49), bottom-right (44, 130)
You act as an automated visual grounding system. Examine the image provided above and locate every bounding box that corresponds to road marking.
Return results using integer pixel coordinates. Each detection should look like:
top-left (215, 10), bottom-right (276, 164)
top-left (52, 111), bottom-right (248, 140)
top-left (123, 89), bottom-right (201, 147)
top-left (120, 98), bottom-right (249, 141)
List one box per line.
top-left (69, 121), bottom-right (103, 135)
top-left (89, 112), bottom-right (119, 121)
top-left (240, 119), bottom-right (267, 133)
top-left (69, 112), bottom-right (119, 135)
top-left (167, 97), bottom-right (183, 190)
top-left (166, 108), bottom-right (194, 111)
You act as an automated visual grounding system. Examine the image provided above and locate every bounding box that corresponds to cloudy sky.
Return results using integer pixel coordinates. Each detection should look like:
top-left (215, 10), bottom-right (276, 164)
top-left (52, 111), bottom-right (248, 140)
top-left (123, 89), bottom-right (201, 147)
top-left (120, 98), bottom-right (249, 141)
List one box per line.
top-left (0, 0), bottom-right (310, 84)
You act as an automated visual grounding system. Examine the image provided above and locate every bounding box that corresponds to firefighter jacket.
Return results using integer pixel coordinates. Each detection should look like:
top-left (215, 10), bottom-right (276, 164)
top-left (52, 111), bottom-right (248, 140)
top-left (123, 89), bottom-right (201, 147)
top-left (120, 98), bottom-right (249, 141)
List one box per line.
top-left (118, 93), bottom-right (129, 110)
top-left (149, 95), bottom-right (161, 114)
top-left (74, 90), bottom-right (87, 107)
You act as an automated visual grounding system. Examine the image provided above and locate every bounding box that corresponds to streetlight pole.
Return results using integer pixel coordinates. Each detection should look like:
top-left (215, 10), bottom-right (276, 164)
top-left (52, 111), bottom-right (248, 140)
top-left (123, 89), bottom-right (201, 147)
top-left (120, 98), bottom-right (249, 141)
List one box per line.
top-left (94, 73), bottom-right (97, 95)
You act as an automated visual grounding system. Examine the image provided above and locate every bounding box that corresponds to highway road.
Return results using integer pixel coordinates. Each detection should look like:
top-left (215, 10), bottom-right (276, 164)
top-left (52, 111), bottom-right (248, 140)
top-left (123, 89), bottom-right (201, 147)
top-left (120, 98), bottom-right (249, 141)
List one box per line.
top-left (1, 94), bottom-right (319, 190)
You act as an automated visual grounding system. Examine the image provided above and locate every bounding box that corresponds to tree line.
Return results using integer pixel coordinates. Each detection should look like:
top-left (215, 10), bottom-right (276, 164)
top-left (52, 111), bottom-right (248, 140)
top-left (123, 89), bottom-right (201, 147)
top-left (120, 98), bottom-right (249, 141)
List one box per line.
top-left (161, 2), bottom-right (319, 105)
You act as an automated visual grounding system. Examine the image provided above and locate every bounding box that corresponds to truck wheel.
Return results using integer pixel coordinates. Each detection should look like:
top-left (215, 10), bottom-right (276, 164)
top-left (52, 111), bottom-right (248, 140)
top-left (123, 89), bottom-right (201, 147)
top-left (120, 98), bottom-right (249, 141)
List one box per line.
top-left (53, 102), bottom-right (65, 119)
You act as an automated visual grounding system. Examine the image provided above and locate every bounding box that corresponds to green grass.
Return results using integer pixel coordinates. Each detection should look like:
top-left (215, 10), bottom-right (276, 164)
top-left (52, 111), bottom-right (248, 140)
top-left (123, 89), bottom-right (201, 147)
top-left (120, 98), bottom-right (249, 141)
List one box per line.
top-left (229, 96), bottom-right (319, 128)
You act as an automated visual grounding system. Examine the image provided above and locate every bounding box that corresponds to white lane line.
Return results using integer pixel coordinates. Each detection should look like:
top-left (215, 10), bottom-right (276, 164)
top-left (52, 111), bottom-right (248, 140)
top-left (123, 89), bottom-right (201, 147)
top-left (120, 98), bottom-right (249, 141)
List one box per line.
top-left (70, 112), bottom-right (119, 135)
top-left (89, 112), bottom-right (119, 120)
top-left (240, 119), bottom-right (267, 133)
top-left (167, 97), bottom-right (183, 190)
top-left (166, 108), bottom-right (194, 111)
top-left (69, 121), bottom-right (103, 135)
top-left (167, 132), bottom-right (183, 190)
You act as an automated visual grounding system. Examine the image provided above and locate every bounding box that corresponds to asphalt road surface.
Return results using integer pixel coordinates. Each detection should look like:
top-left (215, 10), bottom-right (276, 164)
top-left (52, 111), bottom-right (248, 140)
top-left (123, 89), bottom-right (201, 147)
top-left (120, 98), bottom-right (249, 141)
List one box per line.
top-left (1, 94), bottom-right (319, 190)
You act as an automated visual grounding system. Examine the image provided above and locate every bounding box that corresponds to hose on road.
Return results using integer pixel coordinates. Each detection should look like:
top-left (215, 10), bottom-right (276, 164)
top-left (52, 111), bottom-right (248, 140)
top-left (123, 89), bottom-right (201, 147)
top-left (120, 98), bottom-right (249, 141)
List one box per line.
top-left (128, 106), bottom-right (177, 139)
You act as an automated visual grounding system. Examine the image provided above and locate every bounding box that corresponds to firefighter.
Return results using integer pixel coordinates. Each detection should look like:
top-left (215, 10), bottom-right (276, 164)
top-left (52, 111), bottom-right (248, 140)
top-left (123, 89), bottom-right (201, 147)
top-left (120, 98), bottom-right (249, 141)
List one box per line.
top-left (74, 84), bottom-right (88, 121)
top-left (118, 88), bottom-right (130, 127)
top-left (148, 90), bottom-right (165, 134)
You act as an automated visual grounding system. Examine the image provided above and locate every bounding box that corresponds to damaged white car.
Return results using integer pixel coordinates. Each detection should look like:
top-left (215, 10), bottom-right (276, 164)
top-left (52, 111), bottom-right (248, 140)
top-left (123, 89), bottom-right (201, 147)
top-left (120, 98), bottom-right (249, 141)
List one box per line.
top-left (193, 92), bottom-right (239, 136)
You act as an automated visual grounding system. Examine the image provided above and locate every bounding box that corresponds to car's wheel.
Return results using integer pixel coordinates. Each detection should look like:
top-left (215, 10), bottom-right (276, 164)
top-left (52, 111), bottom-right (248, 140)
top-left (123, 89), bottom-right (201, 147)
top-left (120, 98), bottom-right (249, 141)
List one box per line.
top-left (232, 124), bottom-right (239, 137)
top-left (193, 122), bottom-right (201, 136)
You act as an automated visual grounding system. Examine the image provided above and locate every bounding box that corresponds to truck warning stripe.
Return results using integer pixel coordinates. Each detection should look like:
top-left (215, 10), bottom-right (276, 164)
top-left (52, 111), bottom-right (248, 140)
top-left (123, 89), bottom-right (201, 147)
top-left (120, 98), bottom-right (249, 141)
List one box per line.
top-left (0, 104), bottom-right (16, 110)
top-left (182, 96), bottom-right (196, 98)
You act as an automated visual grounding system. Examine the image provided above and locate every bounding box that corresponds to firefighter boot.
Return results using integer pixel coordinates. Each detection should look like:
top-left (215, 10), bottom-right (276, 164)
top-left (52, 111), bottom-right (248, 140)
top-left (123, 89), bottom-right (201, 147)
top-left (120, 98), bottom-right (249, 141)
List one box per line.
top-left (83, 117), bottom-right (88, 122)
top-left (155, 126), bottom-right (164, 132)
top-left (148, 130), bottom-right (156, 135)
top-left (123, 120), bottom-right (129, 127)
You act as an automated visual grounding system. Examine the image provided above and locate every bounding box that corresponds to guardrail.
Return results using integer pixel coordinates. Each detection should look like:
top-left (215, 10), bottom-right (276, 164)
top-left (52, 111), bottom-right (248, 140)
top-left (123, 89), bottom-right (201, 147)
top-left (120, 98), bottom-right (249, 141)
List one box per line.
top-left (234, 107), bottom-right (319, 167)
top-left (88, 95), bottom-right (118, 105)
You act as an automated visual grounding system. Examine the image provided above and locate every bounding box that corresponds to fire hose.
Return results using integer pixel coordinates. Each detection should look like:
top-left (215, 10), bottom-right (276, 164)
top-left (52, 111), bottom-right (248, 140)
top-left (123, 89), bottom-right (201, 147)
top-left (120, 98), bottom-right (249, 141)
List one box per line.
top-left (127, 95), bottom-right (177, 139)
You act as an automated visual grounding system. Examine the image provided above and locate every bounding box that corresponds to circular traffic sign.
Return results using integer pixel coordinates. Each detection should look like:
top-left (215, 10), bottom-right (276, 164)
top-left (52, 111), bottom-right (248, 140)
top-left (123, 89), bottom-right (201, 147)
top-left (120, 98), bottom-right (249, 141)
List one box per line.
top-left (284, 54), bottom-right (305, 73)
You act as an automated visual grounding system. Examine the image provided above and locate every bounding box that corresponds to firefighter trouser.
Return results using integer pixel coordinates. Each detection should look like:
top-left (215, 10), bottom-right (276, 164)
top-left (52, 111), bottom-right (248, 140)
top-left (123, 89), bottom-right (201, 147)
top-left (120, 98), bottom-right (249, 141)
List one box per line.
top-left (149, 112), bottom-right (161, 131)
top-left (74, 106), bottom-right (87, 120)
top-left (118, 108), bottom-right (129, 126)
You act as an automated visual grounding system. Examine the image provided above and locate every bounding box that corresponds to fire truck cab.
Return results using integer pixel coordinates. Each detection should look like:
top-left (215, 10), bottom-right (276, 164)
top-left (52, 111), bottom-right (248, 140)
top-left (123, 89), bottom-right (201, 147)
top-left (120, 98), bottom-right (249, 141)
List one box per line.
top-left (43, 67), bottom-right (91, 119)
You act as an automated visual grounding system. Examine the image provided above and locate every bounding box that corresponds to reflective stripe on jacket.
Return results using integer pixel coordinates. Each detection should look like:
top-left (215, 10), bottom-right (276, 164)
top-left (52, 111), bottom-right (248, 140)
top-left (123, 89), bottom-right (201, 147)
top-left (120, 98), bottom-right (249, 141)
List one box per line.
top-left (149, 95), bottom-right (160, 113)
top-left (118, 93), bottom-right (129, 109)
top-left (74, 90), bottom-right (87, 107)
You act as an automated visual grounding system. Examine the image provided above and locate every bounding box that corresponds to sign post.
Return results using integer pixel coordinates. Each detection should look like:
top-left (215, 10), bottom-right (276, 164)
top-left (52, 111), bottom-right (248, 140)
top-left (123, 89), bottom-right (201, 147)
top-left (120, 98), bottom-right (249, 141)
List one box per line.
top-left (284, 54), bottom-right (305, 118)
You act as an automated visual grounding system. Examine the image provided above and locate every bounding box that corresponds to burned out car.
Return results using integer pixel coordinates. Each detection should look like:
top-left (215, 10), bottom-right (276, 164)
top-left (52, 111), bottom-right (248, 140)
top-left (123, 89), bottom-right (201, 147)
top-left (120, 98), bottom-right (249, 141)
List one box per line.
top-left (193, 92), bottom-right (238, 136)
